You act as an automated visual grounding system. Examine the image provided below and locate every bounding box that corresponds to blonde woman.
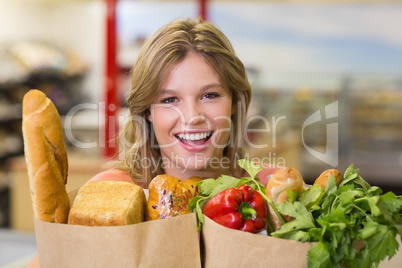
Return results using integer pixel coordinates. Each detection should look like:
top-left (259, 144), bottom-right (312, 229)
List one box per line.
top-left (90, 17), bottom-right (255, 188)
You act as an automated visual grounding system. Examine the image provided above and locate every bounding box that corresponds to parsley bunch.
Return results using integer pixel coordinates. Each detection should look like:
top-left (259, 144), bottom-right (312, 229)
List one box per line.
top-left (271, 164), bottom-right (402, 267)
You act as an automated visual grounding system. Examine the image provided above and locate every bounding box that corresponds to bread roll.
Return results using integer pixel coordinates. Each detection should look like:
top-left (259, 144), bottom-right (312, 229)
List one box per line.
top-left (68, 180), bottom-right (146, 226)
top-left (147, 174), bottom-right (194, 220)
top-left (314, 169), bottom-right (342, 190)
top-left (266, 167), bottom-right (304, 231)
top-left (184, 176), bottom-right (202, 196)
top-left (22, 89), bottom-right (70, 223)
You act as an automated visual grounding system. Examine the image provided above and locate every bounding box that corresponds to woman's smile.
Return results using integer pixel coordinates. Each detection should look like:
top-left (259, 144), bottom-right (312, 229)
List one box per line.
top-left (175, 130), bottom-right (214, 152)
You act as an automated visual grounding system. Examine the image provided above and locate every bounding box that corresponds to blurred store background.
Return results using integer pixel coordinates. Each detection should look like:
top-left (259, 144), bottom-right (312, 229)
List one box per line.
top-left (0, 0), bottom-right (402, 266)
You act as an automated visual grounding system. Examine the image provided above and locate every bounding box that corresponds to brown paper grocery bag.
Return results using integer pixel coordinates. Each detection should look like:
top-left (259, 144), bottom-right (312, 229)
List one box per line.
top-left (201, 216), bottom-right (316, 268)
top-left (34, 213), bottom-right (201, 268)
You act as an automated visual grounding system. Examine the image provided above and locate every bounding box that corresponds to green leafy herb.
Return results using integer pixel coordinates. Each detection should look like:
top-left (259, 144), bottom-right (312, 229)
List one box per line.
top-left (237, 159), bottom-right (263, 179)
top-left (299, 184), bottom-right (324, 211)
top-left (271, 164), bottom-right (402, 268)
top-left (198, 175), bottom-right (240, 197)
top-left (287, 189), bottom-right (299, 203)
top-left (272, 202), bottom-right (316, 237)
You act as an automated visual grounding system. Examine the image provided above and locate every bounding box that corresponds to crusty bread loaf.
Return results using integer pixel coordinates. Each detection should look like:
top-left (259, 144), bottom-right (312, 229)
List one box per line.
top-left (266, 167), bottom-right (304, 231)
top-left (68, 180), bottom-right (146, 226)
top-left (147, 174), bottom-right (194, 220)
top-left (22, 89), bottom-right (70, 223)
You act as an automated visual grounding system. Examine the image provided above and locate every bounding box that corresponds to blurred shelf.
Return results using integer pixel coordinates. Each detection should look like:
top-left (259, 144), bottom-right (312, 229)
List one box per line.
top-left (250, 75), bottom-right (402, 194)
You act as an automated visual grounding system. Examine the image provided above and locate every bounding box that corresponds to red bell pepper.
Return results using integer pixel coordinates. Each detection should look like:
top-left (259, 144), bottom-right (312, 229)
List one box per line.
top-left (202, 184), bottom-right (267, 233)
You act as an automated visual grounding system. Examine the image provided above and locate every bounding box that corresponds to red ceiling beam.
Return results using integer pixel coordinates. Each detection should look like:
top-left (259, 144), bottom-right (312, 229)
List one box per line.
top-left (199, 0), bottom-right (208, 21)
top-left (104, 0), bottom-right (118, 159)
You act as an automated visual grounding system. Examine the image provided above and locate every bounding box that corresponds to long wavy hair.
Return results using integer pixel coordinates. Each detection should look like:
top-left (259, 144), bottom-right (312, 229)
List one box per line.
top-left (115, 17), bottom-right (251, 187)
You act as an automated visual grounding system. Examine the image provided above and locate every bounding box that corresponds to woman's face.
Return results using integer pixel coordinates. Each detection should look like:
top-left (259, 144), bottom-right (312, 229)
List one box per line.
top-left (148, 52), bottom-right (234, 178)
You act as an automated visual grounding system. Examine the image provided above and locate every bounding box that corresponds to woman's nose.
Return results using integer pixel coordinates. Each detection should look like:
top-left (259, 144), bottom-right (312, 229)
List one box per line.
top-left (182, 102), bottom-right (205, 126)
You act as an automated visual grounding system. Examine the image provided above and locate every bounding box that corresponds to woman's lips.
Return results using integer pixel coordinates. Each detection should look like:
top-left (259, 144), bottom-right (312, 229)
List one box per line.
top-left (175, 131), bottom-right (213, 152)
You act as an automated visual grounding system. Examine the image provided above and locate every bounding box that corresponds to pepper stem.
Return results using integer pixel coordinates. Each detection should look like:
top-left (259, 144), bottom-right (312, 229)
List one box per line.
top-left (239, 202), bottom-right (257, 220)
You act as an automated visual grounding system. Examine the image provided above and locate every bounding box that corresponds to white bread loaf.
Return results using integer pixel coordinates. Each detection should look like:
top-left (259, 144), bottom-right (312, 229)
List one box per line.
top-left (68, 180), bottom-right (146, 226)
top-left (22, 89), bottom-right (70, 223)
top-left (266, 167), bottom-right (304, 231)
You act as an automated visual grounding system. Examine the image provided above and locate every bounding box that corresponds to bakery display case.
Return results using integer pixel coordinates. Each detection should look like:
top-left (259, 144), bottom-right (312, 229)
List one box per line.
top-left (345, 77), bottom-right (402, 192)
top-left (246, 74), bottom-right (402, 194)
top-left (349, 89), bottom-right (402, 154)
top-left (0, 41), bottom-right (88, 228)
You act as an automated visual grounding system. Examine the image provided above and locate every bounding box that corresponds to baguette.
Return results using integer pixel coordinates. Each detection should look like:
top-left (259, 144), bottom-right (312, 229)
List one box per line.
top-left (68, 180), bottom-right (146, 226)
top-left (22, 89), bottom-right (70, 223)
top-left (265, 167), bottom-right (304, 231)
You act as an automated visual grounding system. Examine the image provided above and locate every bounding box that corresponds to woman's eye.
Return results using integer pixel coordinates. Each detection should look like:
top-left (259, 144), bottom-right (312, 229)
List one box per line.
top-left (160, 97), bottom-right (178, 103)
top-left (202, 93), bottom-right (220, 99)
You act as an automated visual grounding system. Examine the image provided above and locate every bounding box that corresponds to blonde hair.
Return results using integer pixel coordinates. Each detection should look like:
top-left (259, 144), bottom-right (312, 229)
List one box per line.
top-left (116, 17), bottom-right (251, 187)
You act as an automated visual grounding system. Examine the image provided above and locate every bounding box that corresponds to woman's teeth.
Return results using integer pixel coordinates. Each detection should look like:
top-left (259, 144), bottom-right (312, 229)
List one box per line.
top-left (176, 131), bottom-right (212, 141)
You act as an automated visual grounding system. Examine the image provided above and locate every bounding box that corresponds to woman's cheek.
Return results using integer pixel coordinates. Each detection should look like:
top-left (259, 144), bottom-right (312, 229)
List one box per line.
top-left (211, 117), bottom-right (232, 148)
top-left (150, 106), bottom-right (180, 145)
top-left (152, 105), bottom-right (182, 127)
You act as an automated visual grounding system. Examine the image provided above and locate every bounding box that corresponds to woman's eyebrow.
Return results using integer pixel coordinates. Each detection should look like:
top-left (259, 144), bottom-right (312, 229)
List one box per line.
top-left (158, 89), bottom-right (177, 95)
top-left (160, 83), bottom-right (223, 93)
top-left (200, 83), bottom-right (224, 91)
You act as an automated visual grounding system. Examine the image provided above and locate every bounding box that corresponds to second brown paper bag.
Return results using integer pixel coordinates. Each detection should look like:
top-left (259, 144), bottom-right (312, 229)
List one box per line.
top-left (201, 216), bottom-right (316, 268)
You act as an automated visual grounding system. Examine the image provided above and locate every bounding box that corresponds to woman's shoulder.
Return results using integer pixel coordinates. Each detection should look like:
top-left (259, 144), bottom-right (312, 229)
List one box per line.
top-left (86, 169), bottom-right (137, 185)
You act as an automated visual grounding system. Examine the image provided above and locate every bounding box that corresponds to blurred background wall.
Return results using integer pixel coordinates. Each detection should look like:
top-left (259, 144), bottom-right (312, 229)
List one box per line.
top-left (0, 0), bottom-right (401, 233)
